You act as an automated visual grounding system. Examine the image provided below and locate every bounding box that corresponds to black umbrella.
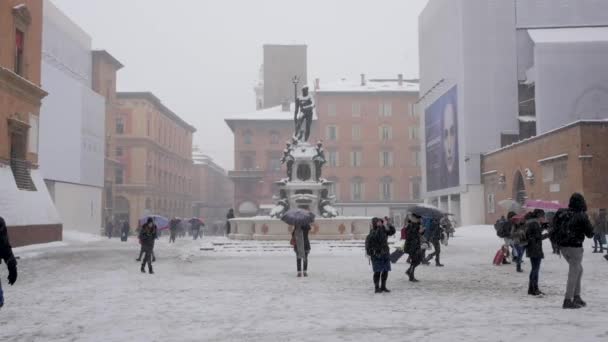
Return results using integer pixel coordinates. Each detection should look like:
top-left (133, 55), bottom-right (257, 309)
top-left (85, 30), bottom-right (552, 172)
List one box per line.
top-left (281, 209), bottom-right (315, 226)
top-left (409, 204), bottom-right (447, 219)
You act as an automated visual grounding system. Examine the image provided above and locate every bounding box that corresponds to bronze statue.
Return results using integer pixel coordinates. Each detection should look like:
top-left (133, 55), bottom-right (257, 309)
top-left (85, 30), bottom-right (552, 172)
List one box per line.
top-left (313, 140), bottom-right (326, 182)
top-left (280, 142), bottom-right (295, 181)
top-left (294, 85), bottom-right (315, 142)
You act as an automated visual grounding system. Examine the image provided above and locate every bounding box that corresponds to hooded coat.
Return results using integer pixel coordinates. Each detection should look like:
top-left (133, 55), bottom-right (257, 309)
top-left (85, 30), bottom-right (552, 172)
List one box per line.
top-left (405, 218), bottom-right (422, 255)
top-left (560, 193), bottom-right (594, 248)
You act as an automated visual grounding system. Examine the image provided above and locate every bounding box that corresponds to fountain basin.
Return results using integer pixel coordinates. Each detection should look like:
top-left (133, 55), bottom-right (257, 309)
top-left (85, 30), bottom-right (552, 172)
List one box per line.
top-left (229, 216), bottom-right (373, 240)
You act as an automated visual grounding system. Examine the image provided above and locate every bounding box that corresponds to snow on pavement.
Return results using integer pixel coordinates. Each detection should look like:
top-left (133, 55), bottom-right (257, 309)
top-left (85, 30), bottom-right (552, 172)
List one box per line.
top-left (0, 226), bottom-right (607, 342)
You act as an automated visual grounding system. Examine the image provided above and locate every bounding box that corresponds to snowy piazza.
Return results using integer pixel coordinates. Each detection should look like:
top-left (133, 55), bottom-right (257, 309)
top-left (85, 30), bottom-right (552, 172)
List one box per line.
top-left (1, 1), bottom-right (608, 341)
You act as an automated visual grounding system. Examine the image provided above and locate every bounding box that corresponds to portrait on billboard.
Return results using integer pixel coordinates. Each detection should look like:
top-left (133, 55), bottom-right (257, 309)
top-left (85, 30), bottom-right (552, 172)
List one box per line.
top-left (425, 86), bottom-right (459, 192)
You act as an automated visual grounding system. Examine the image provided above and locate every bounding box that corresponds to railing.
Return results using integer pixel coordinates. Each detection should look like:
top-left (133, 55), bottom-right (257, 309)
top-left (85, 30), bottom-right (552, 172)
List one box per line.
top-left (10, 158), bottom-right (36, 191)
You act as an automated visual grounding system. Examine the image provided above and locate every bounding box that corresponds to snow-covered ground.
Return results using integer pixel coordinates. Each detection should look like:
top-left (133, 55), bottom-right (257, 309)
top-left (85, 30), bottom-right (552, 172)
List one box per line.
top-left (1, 226), bottom-right (607, 342)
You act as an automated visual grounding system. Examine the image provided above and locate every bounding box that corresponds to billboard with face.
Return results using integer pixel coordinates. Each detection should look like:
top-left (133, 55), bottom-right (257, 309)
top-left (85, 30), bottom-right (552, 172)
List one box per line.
top-left (425, 86), bottom-right (459, 192)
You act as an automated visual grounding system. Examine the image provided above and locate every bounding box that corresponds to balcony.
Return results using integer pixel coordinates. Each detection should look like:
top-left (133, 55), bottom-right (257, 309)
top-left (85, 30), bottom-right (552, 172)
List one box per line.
top-left (228, 169), bottom-right (265, 179)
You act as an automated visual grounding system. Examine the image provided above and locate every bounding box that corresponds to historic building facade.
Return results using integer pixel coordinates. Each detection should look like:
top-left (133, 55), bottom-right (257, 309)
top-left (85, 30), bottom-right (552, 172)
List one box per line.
top-left (114, 92), bottom-right (196, 230)
top-left (482, 120), bottom-right (608, 224)
top-left (0, 0), bottom-right (62, 246)
top-left (315, 75), bottom-right (421, 222)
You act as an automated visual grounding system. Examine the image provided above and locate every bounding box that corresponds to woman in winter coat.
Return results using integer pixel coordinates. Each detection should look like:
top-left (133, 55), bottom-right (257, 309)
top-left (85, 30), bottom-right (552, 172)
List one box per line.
top-left (404, 213), bottom-right (424, 282)
top-left (140, 218), bottom-right (157, 274)
top-left (526, 209), bottom-right (548, 296)
top-left (365, 217), bottom-right (396, 293)
top-left (292, 224), bottom-right (311, 277)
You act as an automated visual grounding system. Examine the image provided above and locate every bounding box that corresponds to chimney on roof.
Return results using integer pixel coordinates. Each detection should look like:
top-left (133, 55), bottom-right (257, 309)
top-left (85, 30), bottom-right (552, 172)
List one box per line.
top-left (361, 74), bottom-right (366, 86)
top-left (398, 74), bottom-right (403, 86)
top-left (281, 100), bottom-right (290, 112)
top-left (315, 78), bottom-right (320, 91)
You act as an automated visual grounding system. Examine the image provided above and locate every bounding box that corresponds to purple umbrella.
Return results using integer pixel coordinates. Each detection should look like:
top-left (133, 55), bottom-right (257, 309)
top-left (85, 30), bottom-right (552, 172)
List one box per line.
top-left (281, 209), bottom-right (315, 226)
top-left (139, 215), bottom-right (169, 230)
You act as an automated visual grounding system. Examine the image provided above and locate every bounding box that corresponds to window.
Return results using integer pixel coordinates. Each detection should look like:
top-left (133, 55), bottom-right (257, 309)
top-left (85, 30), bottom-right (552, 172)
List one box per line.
top-left (352, 103), bottom-right (361, 117)
top-left (542, 159), bottom-right (568, 183)
top-left (380, 179), bottom-right (392, 201)
top-left (414, 151), bottom-right (421, 167)
top-left (116, 117), bottom-right (124, 134)
top-left (409, 103), bottom-right (417, 118)
top-left (410, 180), bottom-right (421, 200)
top-left (379, 102), bottom-right (392, 117)
top-left (328, 181), bottom-right (339, 200)
top-left (115, 168), bottom-right (124, 184)
top-left (242, 155), bottom-right (255, 169)
top-left (328, 151), bottom-right (339, 167)
top-left (243, 130), bottom-right (253, 144)
top-left (487, 193), bottom-right (496, 214)
top-left (351, 179), bottom-right (364, 201)
top-left (328, 103), bottom-right (337, 117)
top-left (116, 147), bottom-right (124, 157)
top-left (28, 114), bottom-right (39, 153)
top-left (379, 126), bottom-right (392, 141)
top-left (352, 125), bottom-right (361, 141)
top-left (270, 131), bottom-right (280, 144)
top-left (380, 151), bottom-right (394, 168)
top-left (269, 158), bottom-right (281, 172)
top-left (326, 125), bottom-right (338, 141)
top-left (408, 127), bottom-right (420, 140)
top-left (15, 29), bottom-right (24, 76)
top-left (146, 117), bottom-right (151, 136)
top-left (350, 151), bottom-right (362, 167)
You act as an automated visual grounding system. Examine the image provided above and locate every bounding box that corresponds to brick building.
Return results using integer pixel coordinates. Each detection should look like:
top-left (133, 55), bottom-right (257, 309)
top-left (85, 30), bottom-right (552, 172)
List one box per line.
top-left (114, 92), bottom-right (196, 230)
top-left (482, 120), bottom-right (608, 224)
top-left (226, 103), bottom-right (314, 216)
top-left (91, 50), bottom-right (123, 230)
top-left (315, 75), bottom-right (422, 221)
top-left (0, 0), bottom-right (62, 247)
top-left (192, 146), bottom-right (233, 232)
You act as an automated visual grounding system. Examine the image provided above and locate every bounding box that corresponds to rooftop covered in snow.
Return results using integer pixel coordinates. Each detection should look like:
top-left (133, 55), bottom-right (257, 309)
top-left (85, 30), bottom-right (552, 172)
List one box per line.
top-left (224, 103), bottom-right (317, 132)
top-left (315, 75), bottom-right (420, 94)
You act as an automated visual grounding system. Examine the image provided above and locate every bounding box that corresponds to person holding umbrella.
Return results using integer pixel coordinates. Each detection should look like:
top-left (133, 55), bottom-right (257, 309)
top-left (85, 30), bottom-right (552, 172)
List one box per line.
top-left (365, 217), bottom-right (396, 293)
top-left (281, 209), bottom-right (315, 277)
top-left (405, 213), bottom-right (424, 282)
top-left (190, 218), bottom-right (204, 240)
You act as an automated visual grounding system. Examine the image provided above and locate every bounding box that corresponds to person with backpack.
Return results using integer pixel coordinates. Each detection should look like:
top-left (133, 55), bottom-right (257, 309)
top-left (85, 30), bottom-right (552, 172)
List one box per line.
top-left (525, 209), bottom-right (549, 296)
top-left (365, 217), bottom-right (396, 293)
top-left (0, 217), bottom-right (18, 309)
top-left (405, 213), bottom-right (424, 282)
top-left (511, 215), bottom-right (529, 273)
top-left (552, 193), bottom-right (594, 309)
top-left (496, 212), bottom-right (516, 258)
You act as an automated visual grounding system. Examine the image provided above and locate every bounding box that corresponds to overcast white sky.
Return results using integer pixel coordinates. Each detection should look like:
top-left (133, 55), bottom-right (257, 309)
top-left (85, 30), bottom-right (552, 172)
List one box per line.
top-left (51, 0), bottom-right (429, 169)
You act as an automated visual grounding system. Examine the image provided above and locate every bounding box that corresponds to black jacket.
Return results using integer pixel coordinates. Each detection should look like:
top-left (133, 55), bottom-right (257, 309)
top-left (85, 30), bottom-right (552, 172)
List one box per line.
top-left (0, 217), bottom-right (16, 266)
top-left (525, 219), bottom-right (547, 259)
top-left (366, 223), bottom-right (396, 258)
top-left (405, 221), bottom-right (422, 255)
top-left (140, 224), bottom-right (158, 251)
top-left (560, 193), bottom-right (594, 248)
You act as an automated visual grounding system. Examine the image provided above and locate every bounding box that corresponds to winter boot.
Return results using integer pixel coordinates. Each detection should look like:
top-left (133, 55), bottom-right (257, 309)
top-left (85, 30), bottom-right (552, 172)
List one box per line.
top-left (408, 269), bottom-right (419, 282)
top-left (141, 265), bottom-right (146, 273)
top-left (297, 272), bottom-right (302, 278)
top-left (592, 247), bottom-right (599, 253)
top-left (534, 285), bottom-right (545, 296)
top-left (573, 295), bottom-right (587, 307)
top-left (435, 255), bottom-right (444, 267)
top-left (375, 287), bottom-right (382, 293)
top-left (528, 284), bottom-right (535, 295)
top-left (516, 264), bottom-right (523, 273)
top-left (604, 254), bottom-right (608, 261)
top-left (563, 298), bottom-right (582, 309)
top-left (303, 272), bottom-right (308, 277)
top-left (148, 266), bottom-right (154, 275)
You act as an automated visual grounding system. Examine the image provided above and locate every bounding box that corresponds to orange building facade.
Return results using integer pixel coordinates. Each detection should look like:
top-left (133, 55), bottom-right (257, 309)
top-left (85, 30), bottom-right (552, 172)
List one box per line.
top-left (114, 92), bottom-right (196, 230)
top-left (0, 1), bottom-right (62, 246)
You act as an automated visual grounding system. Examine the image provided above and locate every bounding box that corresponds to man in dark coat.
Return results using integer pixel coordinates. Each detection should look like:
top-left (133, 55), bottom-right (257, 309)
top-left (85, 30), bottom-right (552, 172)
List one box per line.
top-left (560, 193), bottom-right (594, 309)
top-left (405, 213), bottom-right (424, 282)
top-left (0, 217), bottom-right (18, 309)
top-left (424, 218), bottom-right (444, 267)
top-left (105, 218), bottom-right (114, 239)
top-left (169, 217), bottom-right (180, 243)
top-left (526, 209), bottom-right (548, 296)
top-left (120, 220), bottom-right (129, 242)
top-left (365, 217), bottom-right (396, 293)
top-left (140, 218), bottom-right (157, 274)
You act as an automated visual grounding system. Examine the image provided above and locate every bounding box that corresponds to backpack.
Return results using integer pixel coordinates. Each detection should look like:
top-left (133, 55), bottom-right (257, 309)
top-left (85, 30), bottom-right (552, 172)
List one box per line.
top-left (365, 228), bottom-right (385, 257)
top-left (550, 208), bottom-right (574, 249)
top-left (495, 220), bottom-right (509, 238)
top-left (513, 224), bottom-right (528, 246)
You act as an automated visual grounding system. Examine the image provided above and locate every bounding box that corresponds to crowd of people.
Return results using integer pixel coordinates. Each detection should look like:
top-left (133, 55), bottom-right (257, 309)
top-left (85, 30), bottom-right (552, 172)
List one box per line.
top-left (494, 192), bottom-right (601, 309)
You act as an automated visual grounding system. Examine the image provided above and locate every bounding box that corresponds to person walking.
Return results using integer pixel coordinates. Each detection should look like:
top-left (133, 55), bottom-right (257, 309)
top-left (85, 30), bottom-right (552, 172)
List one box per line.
top-left (105, 218), bottom-right (114, 239)
top-left (365, 217), bottom-right (396, 293)
top-left (120, 220), bottom-right (129, 242)
top-left (191, 219), bottom-right (203, 240)
top-left (140, 218), bottom-right (157, 274)
top-left (405, 213), bottom-right (424, 282)
top-left (292, 224), bottom-right (311, 277)
top-left (511, 216), bottom-right (528, 273)
top-left (558, 193), bottom-right (594, 309)
top-left (0, 217), bottom-right (18, 309)
top-left (592, 209), bottom-right (607, 253)
top-left (424, 218), bottom-right (444, 267)
top-left (226, 209), bottom-right (235, 236)
top-left (526, 209), bottom-right (548, 296)
top-left (169, 217), bottom-right (180, 243)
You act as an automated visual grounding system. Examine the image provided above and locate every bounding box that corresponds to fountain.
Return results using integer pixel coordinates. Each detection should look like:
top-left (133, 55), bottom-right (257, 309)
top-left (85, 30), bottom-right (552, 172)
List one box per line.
top-left (229, 77), bottom-right (371, 240)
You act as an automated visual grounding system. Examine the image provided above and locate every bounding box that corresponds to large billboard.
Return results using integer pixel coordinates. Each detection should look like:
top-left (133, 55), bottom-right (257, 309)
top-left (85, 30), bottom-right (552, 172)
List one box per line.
top-left (425, 86), bottom-right (459, 192)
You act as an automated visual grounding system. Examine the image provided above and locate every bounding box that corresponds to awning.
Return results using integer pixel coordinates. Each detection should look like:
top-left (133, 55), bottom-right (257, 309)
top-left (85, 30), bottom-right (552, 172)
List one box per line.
top-left (528, 27), bottom-right (608, 44)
